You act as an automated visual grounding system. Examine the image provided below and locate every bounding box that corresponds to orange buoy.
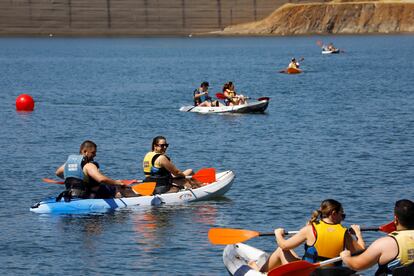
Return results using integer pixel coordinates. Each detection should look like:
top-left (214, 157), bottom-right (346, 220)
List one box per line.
top-left (15, 94), bottom-right (35, 111)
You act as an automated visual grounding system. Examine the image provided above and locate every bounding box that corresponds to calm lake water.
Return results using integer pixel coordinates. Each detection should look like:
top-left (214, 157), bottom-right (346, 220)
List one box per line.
top-left (0, 35), bottom-right (413, 275)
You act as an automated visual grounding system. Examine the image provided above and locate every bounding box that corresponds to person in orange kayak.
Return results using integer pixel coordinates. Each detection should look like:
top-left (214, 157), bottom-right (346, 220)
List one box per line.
top-left (249, 199), bottom-right (366, 272)
top-left (222, 81), bottom-right (246, 106)
top-left (288, 57), bottom-right (300, 69)
top-left (340, 199), bottom-right (414, 275)
top-left (143, 136), bottom-right (202, 194)
top-left (55, 140), bottom-right (131, 200)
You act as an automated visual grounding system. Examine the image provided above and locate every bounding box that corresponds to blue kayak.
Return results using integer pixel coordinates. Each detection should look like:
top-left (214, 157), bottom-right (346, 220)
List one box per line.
top-left (30, 170), bottom-right (235, 214)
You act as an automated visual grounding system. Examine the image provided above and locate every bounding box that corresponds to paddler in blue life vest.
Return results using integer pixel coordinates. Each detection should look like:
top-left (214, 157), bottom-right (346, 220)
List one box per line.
top-left (55, 140), bottom-right (131, 200)
top-left (143, 136), bottom-right (203, 194)
top-left (249, 199), bottom-right (366, 272)
top-left (341, 199), bottom-right (414, 275)
top-left (193, 81), bottom-right (220, 107)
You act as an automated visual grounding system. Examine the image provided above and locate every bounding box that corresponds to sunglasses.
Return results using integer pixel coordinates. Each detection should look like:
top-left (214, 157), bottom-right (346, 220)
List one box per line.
top-left (157, 143), bottom-right (169, 148)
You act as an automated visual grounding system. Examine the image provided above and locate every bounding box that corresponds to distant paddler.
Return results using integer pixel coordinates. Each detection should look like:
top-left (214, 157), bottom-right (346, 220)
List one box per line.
top-left (280, 57), bottom-right (303, 74)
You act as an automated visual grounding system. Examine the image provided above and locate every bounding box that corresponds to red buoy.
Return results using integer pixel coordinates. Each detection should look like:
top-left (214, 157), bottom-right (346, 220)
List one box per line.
top-left (15, 94), bottom-right (35, 111)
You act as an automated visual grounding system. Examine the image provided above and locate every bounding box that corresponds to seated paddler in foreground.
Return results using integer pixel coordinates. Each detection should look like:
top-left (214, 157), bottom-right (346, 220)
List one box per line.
top-left (55, 140), bottom-right (134, 200)
top-left (341, 199), bottom-right (414, 276)
top-left (143, 136), bottom-right (205, 195)
top-left (249, 199), bottom-right (366, 273)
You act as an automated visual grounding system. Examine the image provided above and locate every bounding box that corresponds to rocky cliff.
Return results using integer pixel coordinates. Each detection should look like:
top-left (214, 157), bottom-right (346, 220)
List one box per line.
top-left (213, 1), bottom-right (414, 35)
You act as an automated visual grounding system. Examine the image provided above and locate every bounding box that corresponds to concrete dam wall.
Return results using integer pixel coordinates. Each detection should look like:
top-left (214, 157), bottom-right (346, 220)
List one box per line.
top-left (0, 0), bottom-right (311, 36)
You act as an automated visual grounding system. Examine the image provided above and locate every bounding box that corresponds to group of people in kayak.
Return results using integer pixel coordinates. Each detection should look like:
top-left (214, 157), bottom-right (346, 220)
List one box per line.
top-left (55, 138), bottom-right (204, 200)
top-left (248, 198), bottom-right (414, 275)
top-left (193, 81), bottom-right (247, 107)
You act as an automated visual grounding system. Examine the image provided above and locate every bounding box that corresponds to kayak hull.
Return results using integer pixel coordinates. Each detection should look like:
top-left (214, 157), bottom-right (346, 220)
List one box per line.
top-left (223, 243), bottom-right (356, 276)
top-left (322, 49), bottom-right (340, 54)
top-left (223, 243), bottom-right (268, 276)
top-left (179, 99), bottom-right (269, 114)
top-left (286, 67), bottom-right (302, 74)
top-left (30, 170), bottom-right (235, 214)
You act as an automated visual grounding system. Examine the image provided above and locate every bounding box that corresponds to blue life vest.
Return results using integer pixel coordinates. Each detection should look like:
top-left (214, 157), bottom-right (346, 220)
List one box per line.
top-left (63, 155), bottom-right (85, 180)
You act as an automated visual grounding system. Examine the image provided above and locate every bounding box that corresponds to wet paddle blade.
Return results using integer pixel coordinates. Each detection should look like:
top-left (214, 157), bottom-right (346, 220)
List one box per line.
top-left (192, 168), bottom-right (216, 183)
top-left (379, 221), bottom-right (396, 233)
top-left (131, 182), bottom-right (156, 196)
top-left (42, 178), bottom-right (64, 184)
top-left (268, 260), bottom-right (319, 276)
top-left (208, 228), bottom-right (260, 245)
top-left (215, 93), bottom-right (226, 100)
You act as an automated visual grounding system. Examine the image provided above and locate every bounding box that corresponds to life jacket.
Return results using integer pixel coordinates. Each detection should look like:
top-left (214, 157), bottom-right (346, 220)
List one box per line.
top-left (143, 151), bottom-right (172, 194)
top-left (57, 155), bottom-right (88, 201)
top-left (193, 88), bottom-right (211, 106)
top-left (224, 89), bottom-right (236, 105)
top-left (288, 61), bottom-right (298, 69)
top-left (375, 230), bottom-right (414, 276)
top-left (303, 220), bottom-right (347, 264)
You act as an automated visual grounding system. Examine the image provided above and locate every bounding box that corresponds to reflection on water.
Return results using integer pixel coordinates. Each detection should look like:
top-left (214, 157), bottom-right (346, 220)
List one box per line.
top-left (131, 203), bottom-right (220, 252)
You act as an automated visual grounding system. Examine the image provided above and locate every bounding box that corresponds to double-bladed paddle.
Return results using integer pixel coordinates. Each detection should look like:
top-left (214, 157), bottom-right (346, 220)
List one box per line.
top-left (208, 221), bottom-right (396, 245)
top-left (42, 178), bottom-right (155, 196)
top-left (208, 228), bottom-right (298, 245)
top-left (42, 178), bottom-right (141, 185)
top-left (267, 256), bottom-right (343, 276)
top-left (215, 93), bottom-right (268, 102)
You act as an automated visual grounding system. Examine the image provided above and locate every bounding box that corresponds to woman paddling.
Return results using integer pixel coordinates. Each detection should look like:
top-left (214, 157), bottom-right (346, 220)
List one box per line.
top-left (249, 199), bottom-right (366, 272)
top-left (142, 136), bottom-right (203, 194)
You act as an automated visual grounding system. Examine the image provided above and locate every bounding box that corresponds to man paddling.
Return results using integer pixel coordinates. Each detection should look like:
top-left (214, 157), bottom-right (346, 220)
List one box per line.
top-left (193, 81), bottom-right (220, 107)
top-left (55, 140), bottom-right (131, 200)
top-left (340, 199), bottom-right (414, 275)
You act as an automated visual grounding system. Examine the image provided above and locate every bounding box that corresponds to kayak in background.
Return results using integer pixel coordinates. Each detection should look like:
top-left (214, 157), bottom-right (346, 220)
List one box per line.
top-left (223, 243), bottom-right (356, 276)
top-left (322, 48), bottom-right (341, 54)
top-left (280, 67), bottom-right (302, 74)
top-left (30, 170), bottom-right (235, 214)
top-left (180, 97), bottom-right (269, 114)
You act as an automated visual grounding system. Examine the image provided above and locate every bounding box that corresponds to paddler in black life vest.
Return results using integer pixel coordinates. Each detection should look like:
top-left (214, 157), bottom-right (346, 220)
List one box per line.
top-left (249, 199), bottom-right (366, 272)
top-left (55, 140), bottom-right (131, 200)
top-left (143, 136), bottom-right (202, 194)
top-left (341, 199), bottom-right (414, 275)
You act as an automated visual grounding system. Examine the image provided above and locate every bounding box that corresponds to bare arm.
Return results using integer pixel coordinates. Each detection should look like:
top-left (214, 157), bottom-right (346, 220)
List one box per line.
top-left (345, 224), bottom-right (366, 253)
top-left (83, 163), bottom-right (125, 186)
top-left (341, 236), bottom-right (397, 271)
top-left (194, 92), bottom-right (207, 99)
top-left (157, 155), bottom-right (186, 178)
top-left (275, 225), bottom-right (308, 250)
top-left (55, 164), bottom-right (65, 179)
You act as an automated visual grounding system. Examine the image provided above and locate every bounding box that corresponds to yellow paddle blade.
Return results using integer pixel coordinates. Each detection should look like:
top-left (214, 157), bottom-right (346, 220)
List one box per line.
top-left (132, 182), bottom-right (156, 196)
top-left (208, 228), bottom-right (260, 245)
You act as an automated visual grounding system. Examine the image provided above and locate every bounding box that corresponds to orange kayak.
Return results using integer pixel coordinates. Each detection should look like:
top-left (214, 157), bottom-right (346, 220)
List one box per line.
top-left (286, 67), bottom-right (302, 74)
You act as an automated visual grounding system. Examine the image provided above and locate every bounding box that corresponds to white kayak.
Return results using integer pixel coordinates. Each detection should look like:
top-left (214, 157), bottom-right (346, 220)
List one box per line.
top-left (30, 170), bottom-right (235, 214)
top-left (223, 243), bottom-right (356, 276)
top-left (179, 98), bottom-right (269, 114)
top-left (223, 243), bottom-right (269, 276)
top-left (322, 49), bottom-right (340, 54)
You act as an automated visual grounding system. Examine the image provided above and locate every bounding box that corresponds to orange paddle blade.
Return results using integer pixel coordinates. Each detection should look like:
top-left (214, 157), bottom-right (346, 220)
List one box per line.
top-left (208, 228), bottom-right (260, 245)
top-left (132, 182), bottom-right (156, 196)
top-left (268, 260), bottom-right (319, 276)
top-left (379, 221), bottom-right (396, 233)
top-left (193, 168), bottom-right (216, 183)
top-left (121, 179), bottom-right (140, 185)
top-left (42, 178), bottom-right (64, 184)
